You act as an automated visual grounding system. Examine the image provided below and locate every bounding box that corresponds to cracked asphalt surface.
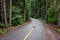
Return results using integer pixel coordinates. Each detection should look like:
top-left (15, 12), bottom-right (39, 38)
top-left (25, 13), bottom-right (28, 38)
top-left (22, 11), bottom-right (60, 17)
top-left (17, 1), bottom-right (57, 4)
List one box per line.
top-left (0, 18), bottom-right (47, 40)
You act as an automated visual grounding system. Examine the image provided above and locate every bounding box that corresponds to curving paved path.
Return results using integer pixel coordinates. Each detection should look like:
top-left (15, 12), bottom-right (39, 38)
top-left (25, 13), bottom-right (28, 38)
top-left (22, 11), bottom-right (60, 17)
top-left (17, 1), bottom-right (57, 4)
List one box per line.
top-left (0, 18), bottom-right (47, 40)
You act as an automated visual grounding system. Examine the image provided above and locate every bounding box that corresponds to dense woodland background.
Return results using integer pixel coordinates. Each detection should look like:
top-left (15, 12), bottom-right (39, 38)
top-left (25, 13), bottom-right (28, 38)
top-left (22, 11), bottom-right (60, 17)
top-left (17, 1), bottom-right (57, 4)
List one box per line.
top-left (0, 0), bottom-right (60, 34)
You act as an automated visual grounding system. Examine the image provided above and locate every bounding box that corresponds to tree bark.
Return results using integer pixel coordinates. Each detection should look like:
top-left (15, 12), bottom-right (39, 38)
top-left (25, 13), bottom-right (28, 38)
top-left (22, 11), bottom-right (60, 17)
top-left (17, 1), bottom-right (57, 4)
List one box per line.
top-left (3, 0), bottom-right (8, 27)
top-left (45, 0), bottom-right (48, 22)
top-left (9, 0), bottom-right (12, 26)
top-left (58, 1), bottom-right (60, 28)
top-left (58, 8), bottom-right (60, 27)
top-left (24, 0), bottom-right (26, 22)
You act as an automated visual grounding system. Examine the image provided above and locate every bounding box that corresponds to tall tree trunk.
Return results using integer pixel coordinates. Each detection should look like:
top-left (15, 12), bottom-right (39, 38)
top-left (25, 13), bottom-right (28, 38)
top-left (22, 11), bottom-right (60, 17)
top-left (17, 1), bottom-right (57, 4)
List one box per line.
top-left (58, 7), bottom-right (60, 28)
top-left (24, 0), bottom-right (26, 22)
top-left (45, 0), bottom-right (48, 22)
top-left (1, 0), bottom-right (3, 23)
top-left (37, 3), bottom-right (39, 19)
top-left (41, 0), bottom-right (43, 19)
top-left (9, 0), bottom-right (12, 26)
top-left (58, 1), bottom-right (60, 28)
top-left (3, 0), bottom-right (8, 26)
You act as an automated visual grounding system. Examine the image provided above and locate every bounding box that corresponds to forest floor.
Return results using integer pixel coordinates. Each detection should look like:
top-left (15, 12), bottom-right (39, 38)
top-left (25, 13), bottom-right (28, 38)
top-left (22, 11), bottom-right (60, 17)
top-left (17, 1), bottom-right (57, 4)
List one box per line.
top-left (42, 21), bottom-right (60, 40)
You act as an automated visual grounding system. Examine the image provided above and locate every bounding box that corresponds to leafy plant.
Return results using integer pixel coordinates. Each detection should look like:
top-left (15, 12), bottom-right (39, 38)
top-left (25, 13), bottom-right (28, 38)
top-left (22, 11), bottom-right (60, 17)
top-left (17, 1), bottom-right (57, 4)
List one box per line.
top-left (0, 28), bottom-right (7, 34)
top-left (12, 15), bottom-right (24, 26)
top-left (48, 7), bottom-right (58, 23)
top-left (0, 23), bottom-right (5, 28)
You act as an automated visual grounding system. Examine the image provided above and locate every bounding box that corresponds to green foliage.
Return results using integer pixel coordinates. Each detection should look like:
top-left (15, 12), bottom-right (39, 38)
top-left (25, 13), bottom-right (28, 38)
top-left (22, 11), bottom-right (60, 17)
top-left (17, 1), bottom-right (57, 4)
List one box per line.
top-left (0, 0), bottom-right (58, 28)
top-left (0, 28), bottom-right (7, 34)
top-left (48, 0), bottom-right (58, 24)
top-left (12, 0), bottom-right (25, 26)
top-left (29, 0), bottom-right (58, 24)
top-left (0, 23), bottom-right (5, 28)
top-left (12, 0), bottom-right (58, 25)
top-left (12, 15), bottom-right (24, 26)
top-left (12, 6), bottom-right (20, 14)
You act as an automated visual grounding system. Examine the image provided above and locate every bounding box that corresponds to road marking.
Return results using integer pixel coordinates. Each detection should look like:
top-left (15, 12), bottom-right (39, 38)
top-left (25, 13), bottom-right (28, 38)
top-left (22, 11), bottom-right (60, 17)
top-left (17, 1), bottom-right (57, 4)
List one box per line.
top-left (23, 28), bottom-right (35, 40)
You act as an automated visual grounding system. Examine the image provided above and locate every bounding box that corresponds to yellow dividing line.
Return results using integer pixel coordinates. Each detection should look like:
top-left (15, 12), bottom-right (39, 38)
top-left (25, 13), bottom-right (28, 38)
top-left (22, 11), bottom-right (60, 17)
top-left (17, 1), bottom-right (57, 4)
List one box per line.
top-left (23, 28), bottom-right (35, 40)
